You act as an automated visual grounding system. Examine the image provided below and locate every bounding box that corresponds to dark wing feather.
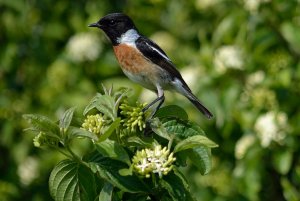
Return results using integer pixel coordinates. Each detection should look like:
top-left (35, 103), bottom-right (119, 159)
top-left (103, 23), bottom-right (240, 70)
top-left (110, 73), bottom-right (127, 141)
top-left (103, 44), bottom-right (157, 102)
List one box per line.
top-left (135, 36), bottom-right (188, 86)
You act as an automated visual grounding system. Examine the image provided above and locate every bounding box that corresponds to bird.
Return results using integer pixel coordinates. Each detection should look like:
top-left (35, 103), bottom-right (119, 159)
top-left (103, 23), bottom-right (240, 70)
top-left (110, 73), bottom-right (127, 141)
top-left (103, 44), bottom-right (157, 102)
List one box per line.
top-left (88, 13), bottom-right (213, 119)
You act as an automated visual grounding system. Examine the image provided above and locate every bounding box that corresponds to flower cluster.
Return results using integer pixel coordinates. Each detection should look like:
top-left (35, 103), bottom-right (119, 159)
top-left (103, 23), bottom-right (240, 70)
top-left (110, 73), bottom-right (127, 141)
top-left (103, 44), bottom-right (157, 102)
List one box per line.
top-left (132, 145), bottom-right (176, 178)
top-left (81, 114), bottom-right (106, 135)
top-left (119, 101), bottom-right (147, 132)
top-left (66, 32), bottom-right (102, 62)
top-left (33, 132), bottom-right (59, 148)
top-left (255, 111), bottom-right (288, 147)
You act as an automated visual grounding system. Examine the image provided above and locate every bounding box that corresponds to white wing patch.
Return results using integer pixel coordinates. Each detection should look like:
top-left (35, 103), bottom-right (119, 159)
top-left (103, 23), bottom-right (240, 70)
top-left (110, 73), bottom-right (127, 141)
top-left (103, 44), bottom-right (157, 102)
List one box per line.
top-left (147, 43), bottom-right (171, 62)
top-left (117, 29), bottom-right (139, 47)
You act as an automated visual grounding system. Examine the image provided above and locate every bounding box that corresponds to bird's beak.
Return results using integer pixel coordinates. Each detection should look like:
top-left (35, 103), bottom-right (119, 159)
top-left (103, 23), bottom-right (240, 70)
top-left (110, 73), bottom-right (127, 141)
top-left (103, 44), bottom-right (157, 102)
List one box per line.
top-left (88, 22), bottom-right (101, 28)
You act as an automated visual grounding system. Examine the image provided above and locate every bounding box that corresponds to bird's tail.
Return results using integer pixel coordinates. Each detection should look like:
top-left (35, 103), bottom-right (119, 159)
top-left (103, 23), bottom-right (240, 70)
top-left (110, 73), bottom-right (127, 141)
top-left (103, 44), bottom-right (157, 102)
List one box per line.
top-left (186, 94), bottom-right (213, 119)
top-left (179, 85), bottom-right (213, 119)
top-left (173, 79), bottom-right (213, 119)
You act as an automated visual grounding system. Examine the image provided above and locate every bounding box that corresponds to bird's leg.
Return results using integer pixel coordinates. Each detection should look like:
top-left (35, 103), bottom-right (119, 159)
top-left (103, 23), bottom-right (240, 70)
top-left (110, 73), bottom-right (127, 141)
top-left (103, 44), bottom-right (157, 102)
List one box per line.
top-left (143, 87), bottom-right (164, 136)
top-left (142, 87), bottom-right (164, 118)
top-left (143, 94), bottom-right (164, 136)
top-left (142, 95), bottom-right (163, 112)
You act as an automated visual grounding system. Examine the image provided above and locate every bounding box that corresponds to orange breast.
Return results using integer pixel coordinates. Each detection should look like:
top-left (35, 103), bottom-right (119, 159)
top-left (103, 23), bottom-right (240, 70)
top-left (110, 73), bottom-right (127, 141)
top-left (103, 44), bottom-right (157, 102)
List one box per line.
top-left (113, 44), bottom-right (155, 74)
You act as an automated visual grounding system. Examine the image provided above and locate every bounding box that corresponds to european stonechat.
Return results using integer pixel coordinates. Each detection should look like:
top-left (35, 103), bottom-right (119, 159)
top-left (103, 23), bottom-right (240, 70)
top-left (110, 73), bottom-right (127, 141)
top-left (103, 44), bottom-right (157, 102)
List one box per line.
top-left (89, 13), bottom-right (213, 119)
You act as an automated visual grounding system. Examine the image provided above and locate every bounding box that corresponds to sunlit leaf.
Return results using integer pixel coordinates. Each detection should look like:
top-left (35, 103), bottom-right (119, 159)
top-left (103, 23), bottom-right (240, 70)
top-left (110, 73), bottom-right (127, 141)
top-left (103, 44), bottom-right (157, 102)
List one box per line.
top-left (174, 135), bottom-right (218, 153)
top-left (98, 182), bottom-right (113, 201)
top-left (98, 118), bottom-right (120, 142)
top-left (83, 94), bottom-right (115, 120)
top-left (59, 107), bottom-right (76, 130)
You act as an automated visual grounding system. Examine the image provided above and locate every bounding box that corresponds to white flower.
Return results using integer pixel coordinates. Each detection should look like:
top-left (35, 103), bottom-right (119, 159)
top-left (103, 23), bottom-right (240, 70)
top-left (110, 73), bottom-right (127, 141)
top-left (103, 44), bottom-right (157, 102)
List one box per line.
top-left (66, 32), bottom-right (102, 62)
top-left (243, 0), bottom-right (271, 13)
top-left (255, 111), bottom-right (288, 147)
top-left (132, 145), bottom-right (176, 178)
top-left (195, 0), bottom-right (218, 10)
top-left (246, 70), bottom-right (265, 87)
top-left (17, 157), bottom-right (39, 186)
top-left (235, 134), bottom-right (256, 159)
top-left (214, 45), bottom-right (244, 73)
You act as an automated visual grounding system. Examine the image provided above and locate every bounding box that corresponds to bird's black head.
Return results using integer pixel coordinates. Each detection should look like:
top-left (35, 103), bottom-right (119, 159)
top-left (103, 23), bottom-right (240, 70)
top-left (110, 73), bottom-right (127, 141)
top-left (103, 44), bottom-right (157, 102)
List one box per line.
top-left (89, 13), bottom-right (137, 45)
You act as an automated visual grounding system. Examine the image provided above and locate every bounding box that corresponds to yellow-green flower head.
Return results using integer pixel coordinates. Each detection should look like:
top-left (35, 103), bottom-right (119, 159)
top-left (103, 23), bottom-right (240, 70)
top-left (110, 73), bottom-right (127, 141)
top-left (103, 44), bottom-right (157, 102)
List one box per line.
top-left (33, 132), bottom-right (59, 148)
top-left (81, 114), bottom-right (105, 135)
top-left (119, 100), bottom-right (148, 132)
top-left (132, 145), bottom-right (176, 178)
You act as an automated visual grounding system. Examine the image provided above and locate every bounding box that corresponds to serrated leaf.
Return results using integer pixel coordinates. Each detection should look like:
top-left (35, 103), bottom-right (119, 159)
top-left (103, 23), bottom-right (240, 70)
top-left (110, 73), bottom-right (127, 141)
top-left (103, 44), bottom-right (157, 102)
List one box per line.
top-left (23, 114), bottom-right (60, 137)
top-left (98, 118), bottom-right (120, 142)
top-left (174, 135), bottom-right (218, 153)
top-left (67, 127), bottom-right (98, 141)
top-left (95, 139), bottom-right (131, 165)
top-left (187, 147), bottom-right (212, 175)
top-left (99, 182), bottom-right (113, 201)
top-left (59, 107), bottom-right (76, 130)
top-left (160, 171), bottom-right (187, 201)
top-left (49, 159), bottom-right (96, 201)
top-left (155, 105), bottom-right (188, 120)
top-left (88, 157), bottom-right (149, 193)
top-left (83, 94), bottom-right (115, 120)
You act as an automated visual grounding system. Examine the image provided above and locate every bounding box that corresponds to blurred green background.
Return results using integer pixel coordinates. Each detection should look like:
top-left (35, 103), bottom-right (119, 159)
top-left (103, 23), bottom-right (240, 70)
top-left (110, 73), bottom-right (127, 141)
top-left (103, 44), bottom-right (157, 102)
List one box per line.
top-left (1, 0), bottom-right (300, 200)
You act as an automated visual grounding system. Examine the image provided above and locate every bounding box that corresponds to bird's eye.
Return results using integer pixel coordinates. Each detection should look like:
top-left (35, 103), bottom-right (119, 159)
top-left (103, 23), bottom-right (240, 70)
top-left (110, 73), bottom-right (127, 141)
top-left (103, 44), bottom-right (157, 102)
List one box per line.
top-left (109, 20), bottom-right (116, 25)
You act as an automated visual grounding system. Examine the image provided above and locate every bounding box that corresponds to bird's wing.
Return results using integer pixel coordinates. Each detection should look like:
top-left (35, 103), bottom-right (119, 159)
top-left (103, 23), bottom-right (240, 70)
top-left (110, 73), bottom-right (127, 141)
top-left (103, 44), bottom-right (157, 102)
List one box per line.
top-left (135, 36), bottom-right (189, 87)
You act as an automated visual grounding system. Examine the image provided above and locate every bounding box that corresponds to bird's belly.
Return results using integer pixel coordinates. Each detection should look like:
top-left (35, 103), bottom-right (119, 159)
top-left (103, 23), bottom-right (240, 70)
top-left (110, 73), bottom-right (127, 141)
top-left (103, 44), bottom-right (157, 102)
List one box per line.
top-left (113, 44), bottom-right (168, 90)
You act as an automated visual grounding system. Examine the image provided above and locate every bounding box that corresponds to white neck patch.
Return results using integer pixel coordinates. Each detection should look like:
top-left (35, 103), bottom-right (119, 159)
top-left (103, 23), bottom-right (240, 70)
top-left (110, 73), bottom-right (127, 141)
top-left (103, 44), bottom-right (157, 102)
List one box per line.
top-left (117, 29), bottom-right (139, 46)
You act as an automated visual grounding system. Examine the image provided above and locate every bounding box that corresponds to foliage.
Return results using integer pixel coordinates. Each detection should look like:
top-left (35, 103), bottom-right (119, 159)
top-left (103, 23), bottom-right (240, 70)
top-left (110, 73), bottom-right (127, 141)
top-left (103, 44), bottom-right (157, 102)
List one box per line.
top-left (23, 87), bottom-right (217, 200)
top-left (1, 0), bottom-right (300, 200)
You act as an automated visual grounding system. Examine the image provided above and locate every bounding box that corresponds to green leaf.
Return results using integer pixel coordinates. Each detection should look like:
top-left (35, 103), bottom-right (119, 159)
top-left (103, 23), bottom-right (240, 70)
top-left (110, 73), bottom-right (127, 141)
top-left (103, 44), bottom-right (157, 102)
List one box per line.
top-left (118, 167), bottom-right (133, 176)
top-left (88, 157), bottom-right (149, 193)
top-left (272, 150), bottom-right (293, 175)
top-left (174, 135), bottom-right (218, 153)
top-left (95, 139), bottom-right (131, 165)
top-left (23, 114), bottom-right (60, 137)
top-left (281, 178), bottom-right (300, 201)
top-left (67, 127), bottom-right (98, 141)
top-left (173, 168), bottom-right (196, 201)
top-left (126, 136), bottom-right (155, 148)
top-left (98, 118), bottom-right (120, 142)
top-left (149, 118), bottom-right (171, 140)
top-left (59, 107), bottom-right (76, 130)
top-left (99, 182), bottom-right (113, 201)
top-left (84, 94), bottom-right (115, 120)
top-left (160, 171), bottom-right (187, 201)
top-left (49, 159), bottom-right (96, 201)
top-left (155, 105), bottom-right (188, 120)
top-left (187, 147), bottom-right (212, 175)
top-left (152, 118), bottom-right (215, 174)
top-left (162, 118), bottom-right (206, 139)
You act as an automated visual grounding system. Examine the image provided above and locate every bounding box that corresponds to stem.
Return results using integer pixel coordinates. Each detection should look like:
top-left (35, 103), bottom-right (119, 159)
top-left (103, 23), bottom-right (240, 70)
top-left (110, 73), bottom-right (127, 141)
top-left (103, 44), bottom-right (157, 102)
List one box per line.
top-left (167, 136), bottom-right (174, 151)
